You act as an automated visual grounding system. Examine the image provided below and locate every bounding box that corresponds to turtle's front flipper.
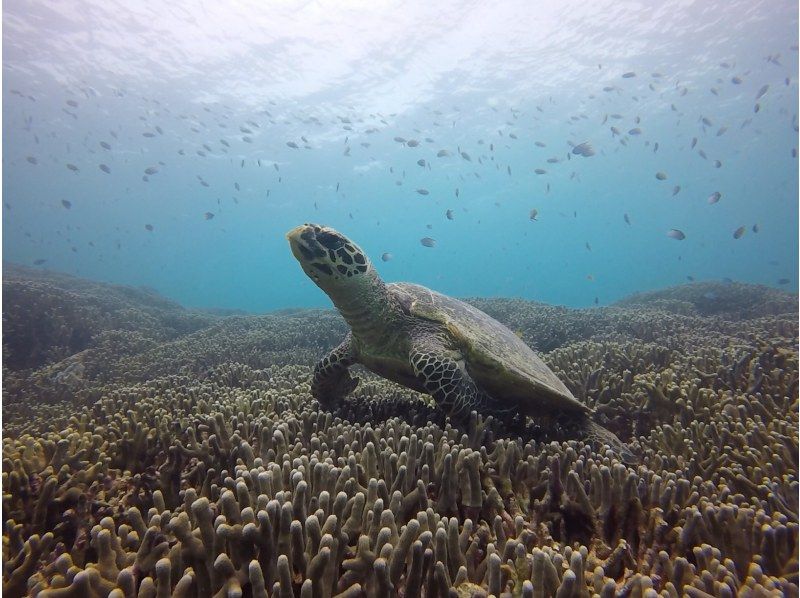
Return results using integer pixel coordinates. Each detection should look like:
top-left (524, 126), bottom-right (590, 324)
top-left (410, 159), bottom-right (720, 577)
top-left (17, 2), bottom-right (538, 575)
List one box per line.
top-left (409, 338), bottom-right (489, 422)
top-left (312, 333), bottom-right (359, 409)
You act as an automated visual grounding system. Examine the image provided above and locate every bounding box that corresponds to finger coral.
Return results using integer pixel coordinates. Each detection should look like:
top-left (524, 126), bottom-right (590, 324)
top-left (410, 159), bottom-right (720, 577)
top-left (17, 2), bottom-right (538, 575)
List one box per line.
top-left (2, 270), bottom-right (797, 597)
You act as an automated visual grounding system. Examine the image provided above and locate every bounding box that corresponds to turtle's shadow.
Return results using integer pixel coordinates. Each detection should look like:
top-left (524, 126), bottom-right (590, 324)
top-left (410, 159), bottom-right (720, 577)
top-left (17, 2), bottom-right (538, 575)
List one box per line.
top-left (330, 396), bottom-right (576, 448)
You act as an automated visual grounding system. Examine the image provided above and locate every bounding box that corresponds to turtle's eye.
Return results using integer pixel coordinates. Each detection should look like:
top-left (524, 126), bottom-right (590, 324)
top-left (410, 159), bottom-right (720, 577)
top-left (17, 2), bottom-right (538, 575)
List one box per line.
top-left (317, 231), bottom-right (345, 251)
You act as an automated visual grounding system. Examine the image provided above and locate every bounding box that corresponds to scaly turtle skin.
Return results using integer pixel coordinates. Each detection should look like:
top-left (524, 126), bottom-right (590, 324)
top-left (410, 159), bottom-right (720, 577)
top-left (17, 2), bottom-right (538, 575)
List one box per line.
top-left (287, 223), bottom-right (635, 462)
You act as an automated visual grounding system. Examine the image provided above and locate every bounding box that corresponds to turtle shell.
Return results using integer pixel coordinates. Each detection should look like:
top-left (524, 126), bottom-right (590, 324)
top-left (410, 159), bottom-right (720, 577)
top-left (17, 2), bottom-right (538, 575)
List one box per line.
top-left (390, 282), bottom-right (590, 416)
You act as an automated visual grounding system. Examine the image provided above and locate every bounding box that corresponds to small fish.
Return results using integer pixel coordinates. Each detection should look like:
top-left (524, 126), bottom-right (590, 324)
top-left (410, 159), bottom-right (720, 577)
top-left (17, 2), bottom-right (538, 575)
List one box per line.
top-left (235, 182), bottom-right (240, 191)
top-left (622, 71), bottom-right (636, 78)
top-left (534, 141), bottom-right (546, 147)
top-left (142, 132), bottom-right (156, 138)
top-left (99, 164), bottom-right (111, 174)
top-left (529, 209), bottom-right (538, 221)
top-left (420, 237), bottom-right (436, 247)
top-left (691, 137), bottom-right (697, 149)
top-left (26, 156), bottom-right (37, 165)
top-left (716, 126), bottom-right (728, 136)
top-left (655, 171), bottom-right (667, 180)
top-left (624, 213), bottom-right (630, 225)
top-left (393, 136), bottom-right (406, 143)
top-left (756, 84), bottom-right (769, 100)
top-left (460, 151), bottom-right (471, 161)
top-left (381, 253), bottom-right (393, 262)
top-left (66, 99), bottom-right (78, 107)
top-left (446, 209), bottom-right (454, 220)
top-left (731, 76), bottom-right (742, 84)
top-left (534, 168), bottom-right (547, 175)
top-left (455, 188), bottom-right (459, 198)
top-left (572, 142), bottom-right (595, 157)
top-left (336, 182), bottom-right (340, 192)
top-left (667, 229), bottom-right (686, 240)
top-left (33, 259), bottom-right (47, 265)
top-left (687, 276), bottom-right (695, 281)
top-left (100, 141), bottom-right (111, 150)
top-left (778, 278), bottom-right (790, 285)
top-left (733, 226), bottom-right (746, 239)
top-left (713, 160), bottom-right (722, 168)
top-left (417, 159), bottom-right (426, 167)
top-left (407, 140), bottom-right (419, 147)
top-left (436, 150), bottom-right (451, 157)
top-left (145, 224), bottom-right (154, 231)
top-left (204, 212), bottom-right (215, 220)
top-left (672, 185), bottom-right (681, 196)
top-left (416, 188), bottom-right (429, 195)
top-left (585, 242), bottom-right (591, 251)
top-left (66, 163), bottom-right (79, 172)
top-left (144, 166), bottom-right (159, 175)
top-left (61, 199), bottom-right (72, 209)
top-left (707, 191), bottom-right (721, 204)
top-left (286, 141), bottom-right (299, 149)
top-left (754, 103), bottom-right (761, 113)
top-left (628, 127), bottom-right (642, 135)
top-left (752, 224), bottom-right (759, 233)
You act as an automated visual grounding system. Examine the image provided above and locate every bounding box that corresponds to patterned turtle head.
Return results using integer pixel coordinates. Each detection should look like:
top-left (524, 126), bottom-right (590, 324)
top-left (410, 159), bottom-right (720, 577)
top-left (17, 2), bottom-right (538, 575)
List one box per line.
top-left (287, 224), bottom-right (379, 299)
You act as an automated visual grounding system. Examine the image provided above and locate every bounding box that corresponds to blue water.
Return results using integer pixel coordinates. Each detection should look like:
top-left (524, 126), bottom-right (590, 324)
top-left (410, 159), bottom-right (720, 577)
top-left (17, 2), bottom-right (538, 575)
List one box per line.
top-left (3, 0), bottom-right (798, 312)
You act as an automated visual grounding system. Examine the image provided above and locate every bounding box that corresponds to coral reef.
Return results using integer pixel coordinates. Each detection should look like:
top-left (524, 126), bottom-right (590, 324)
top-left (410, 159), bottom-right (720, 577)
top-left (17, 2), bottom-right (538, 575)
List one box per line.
top-left (2, 270), bottom-right (798, 597)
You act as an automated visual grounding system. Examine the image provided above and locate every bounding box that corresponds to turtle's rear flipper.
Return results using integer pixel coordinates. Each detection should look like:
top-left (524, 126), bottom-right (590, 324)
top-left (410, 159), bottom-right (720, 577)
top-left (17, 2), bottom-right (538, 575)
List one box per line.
top-left (312, 333), bottom-right (359, 409)
top-left (583, 418), bottom-right (638, 464)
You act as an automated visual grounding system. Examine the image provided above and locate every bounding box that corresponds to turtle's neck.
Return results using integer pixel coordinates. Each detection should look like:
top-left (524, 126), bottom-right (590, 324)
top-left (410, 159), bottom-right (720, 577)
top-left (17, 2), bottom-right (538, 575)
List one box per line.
top-left (326, 272), bottom-right (399, 344)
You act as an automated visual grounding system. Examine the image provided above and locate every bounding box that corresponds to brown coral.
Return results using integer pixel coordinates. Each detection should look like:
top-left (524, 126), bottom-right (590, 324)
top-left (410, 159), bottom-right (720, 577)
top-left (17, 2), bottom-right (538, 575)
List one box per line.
top-left (2, 271), bottom-right (797, 597)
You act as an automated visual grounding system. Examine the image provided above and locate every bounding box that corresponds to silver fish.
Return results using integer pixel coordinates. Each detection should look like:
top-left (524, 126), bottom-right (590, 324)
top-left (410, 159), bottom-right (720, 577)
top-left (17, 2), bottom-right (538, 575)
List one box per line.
top-left (572, 142), bottom-right (595, 157)
top-left (420, 237), bottom-right (436, 247)
top-left (667, 229), bottom-right (686, 240)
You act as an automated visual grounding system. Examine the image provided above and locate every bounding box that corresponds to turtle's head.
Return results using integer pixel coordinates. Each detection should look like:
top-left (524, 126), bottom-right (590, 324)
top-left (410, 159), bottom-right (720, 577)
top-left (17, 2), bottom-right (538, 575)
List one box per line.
top-left (287, 224), bottom-right (380, 300)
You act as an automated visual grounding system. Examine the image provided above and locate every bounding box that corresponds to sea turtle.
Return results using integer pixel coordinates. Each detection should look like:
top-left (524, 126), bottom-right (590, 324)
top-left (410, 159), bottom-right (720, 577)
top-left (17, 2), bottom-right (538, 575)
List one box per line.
top-left (287, 223), bottom-right (634, 461)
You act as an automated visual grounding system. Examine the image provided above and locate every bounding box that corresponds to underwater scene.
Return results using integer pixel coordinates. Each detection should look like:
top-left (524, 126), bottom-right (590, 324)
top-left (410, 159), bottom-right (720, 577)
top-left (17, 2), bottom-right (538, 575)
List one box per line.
top-left (2, 0), bottom-right (799, 596)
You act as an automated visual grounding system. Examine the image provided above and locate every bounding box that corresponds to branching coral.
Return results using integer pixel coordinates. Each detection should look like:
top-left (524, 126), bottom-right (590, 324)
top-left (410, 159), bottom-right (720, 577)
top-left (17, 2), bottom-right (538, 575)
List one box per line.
top-left (2, 272), bottom-right (797, 597)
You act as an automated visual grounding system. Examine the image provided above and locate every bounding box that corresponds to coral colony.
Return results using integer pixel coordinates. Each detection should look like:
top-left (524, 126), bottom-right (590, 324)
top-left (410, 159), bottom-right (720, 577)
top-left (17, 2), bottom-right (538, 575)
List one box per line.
top-left (2, 265), bottom-right (798, 596)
